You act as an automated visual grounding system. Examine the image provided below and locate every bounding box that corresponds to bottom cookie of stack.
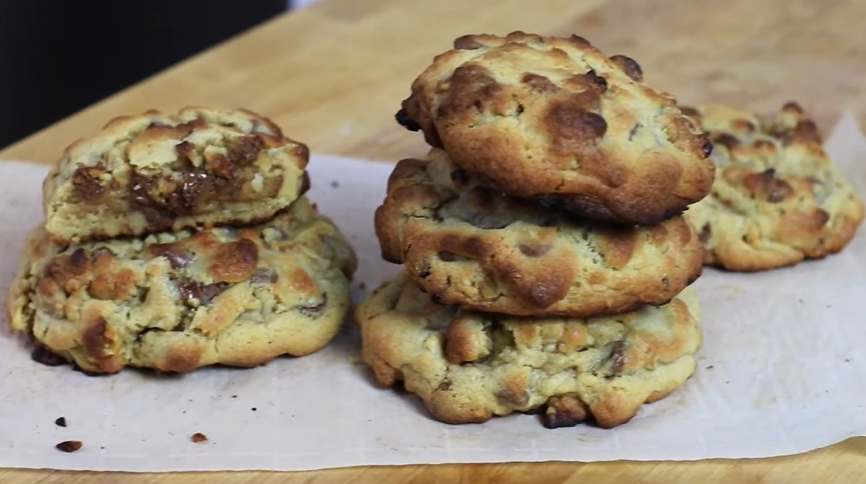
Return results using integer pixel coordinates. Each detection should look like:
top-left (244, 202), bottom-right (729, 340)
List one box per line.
top-left (7, 197), bottom-right (357, 374)
top-left (356, 272), bottom-right (703, 429)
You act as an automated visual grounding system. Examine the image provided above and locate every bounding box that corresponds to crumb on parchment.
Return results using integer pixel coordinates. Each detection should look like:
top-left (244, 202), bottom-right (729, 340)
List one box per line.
top-left (56, 441), bottom-right (83, 453)
top-left (191, 433), bottom-right (208, 443)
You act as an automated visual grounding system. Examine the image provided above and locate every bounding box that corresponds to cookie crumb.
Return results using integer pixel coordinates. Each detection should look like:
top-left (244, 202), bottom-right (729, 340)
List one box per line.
top-left (232, 395), bottom-right (237, 398)
top-left (705, 365), bottom-right (714, 370)
top-left (191, 432), bottom-right (208, 443)
top-left (54, 417), bottom-right (67, 427)
top-left (331, 181), bottom-right (339, 188)
top-left (56, 441), bottom-right (83, 453)
top-left (251, 407), bottom-right (257, 412)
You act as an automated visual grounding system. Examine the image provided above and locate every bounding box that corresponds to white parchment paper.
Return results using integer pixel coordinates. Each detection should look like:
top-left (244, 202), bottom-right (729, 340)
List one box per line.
top-left (1, 113), bottom-right (865, 472)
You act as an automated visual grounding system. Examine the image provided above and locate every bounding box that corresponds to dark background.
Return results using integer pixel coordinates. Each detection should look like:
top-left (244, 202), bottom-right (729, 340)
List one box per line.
top-left (0, 0), bottom-right (294, 150)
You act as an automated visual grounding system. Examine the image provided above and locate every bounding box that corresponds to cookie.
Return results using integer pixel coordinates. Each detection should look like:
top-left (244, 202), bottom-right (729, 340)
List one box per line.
top-left (681, 102), bottom-right (865, 271)
top-left (396, 31), bottom-right (714, 225)
top-left (356, 272), bottom-right (702, 429)
top-left (42, 107), bottom-right (310, 244)
top-left (7, 197), bottom-right (357, 374)
top-left (374, 149), bottom-right (704, 317)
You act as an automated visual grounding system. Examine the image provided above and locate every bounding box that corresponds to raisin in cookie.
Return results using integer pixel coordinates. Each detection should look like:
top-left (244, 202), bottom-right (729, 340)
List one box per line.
top-left (357, 272), bottom-right (702, 429)
top-left (374, 149), bottom-right (704, 317)
top-left (7, 197), bottom-right (357, 374)
top-left (681, 102), bottom-right (864, 271)
top-left (42, 107), bottom-right (310, 243)
top-left (396, 31), bottom-right (714, 225)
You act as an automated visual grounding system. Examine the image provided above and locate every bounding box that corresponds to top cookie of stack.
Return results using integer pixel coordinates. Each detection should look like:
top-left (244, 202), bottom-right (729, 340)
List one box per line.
top-left (43, 107), bottom-right (310, 243)
top-left (395, 31), bottom-right (714, 226)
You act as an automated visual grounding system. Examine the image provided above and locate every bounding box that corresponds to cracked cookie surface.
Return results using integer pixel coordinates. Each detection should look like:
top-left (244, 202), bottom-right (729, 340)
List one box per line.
top-left (396, 31), bottom-right (714, 225)
top-left (356, 272), bottom-right (702, 429)
top-left (375, 149), bottom-right (704, 317)
top-left (681, 102), bottom-right (864, 271)
top-left (43, 106), bottom-right (310, 244)
top-left (8, 197), bottom-right (357, 374)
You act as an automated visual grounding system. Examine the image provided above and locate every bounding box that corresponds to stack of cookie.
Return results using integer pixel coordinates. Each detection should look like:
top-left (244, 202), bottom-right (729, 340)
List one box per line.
top-left (358, 32), bottom-right (713, 429)
top-left (8, 107), bottom-right (357, 375)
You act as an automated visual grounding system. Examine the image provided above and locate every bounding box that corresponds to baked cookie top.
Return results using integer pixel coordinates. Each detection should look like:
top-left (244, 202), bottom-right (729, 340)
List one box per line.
top-left (681, 102), bottom-right (864, 271)
top-left (357, 273), bottom-right (702, 429)
top-left (8, 197), bottom-right (358, 374)
top-left (374, 149), bottom-right (704, 317)
top-left (43, 107), bottom-right (310, 243)
top-left (396, 31), bottom-right (714, 225)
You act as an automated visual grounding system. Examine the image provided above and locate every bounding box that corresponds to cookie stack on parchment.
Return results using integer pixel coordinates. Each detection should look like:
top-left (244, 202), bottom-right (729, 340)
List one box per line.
top-left (357, 32), bottom-right (714, 429)
top-left (8, 107), bottom-right (357, 375)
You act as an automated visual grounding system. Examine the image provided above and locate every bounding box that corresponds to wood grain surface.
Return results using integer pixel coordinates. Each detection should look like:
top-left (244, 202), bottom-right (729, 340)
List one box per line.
top-left (2, 0), bottom-right (865, 482)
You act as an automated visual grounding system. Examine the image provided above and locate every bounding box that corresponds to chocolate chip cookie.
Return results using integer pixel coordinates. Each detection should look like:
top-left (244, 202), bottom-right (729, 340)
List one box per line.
top-left (374, 149), bottom-right (704, 317)
top-left (8, 197), bottom-right (357, 374)
top-left (681, 102), bottom-right (864, 271)
top-left (356, 272), bottom-right (702, 429)
top-left (396, 31), bottom-right (714, 225)
top-left (42, 107), bottom-right (310, 244)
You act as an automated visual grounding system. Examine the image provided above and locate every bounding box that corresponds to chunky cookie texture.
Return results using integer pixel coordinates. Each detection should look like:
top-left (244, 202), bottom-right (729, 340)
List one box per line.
top-left (397, 31), bottom-right (714, 225)
top-left (357, 273), bottom-right (702, 429)
top-left (375, 149), bottom-right (704, 317)
top-left (8, 198), bottom-right (357, 374)
top-left (682, 102), bottom-right (864, 271)
top-left (42, 107), bottom-right (310, 243)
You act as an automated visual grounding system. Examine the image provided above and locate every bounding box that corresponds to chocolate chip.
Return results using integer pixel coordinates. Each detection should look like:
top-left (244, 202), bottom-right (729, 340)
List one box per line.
top-left (701, 139), bottom-right (714, 158)
top-left (31, 345), bottom-right (67, 367)
top-left (453, 35), bottom-right (483, 50)
top-left (71, 164), bottom-right (107, 202)
top-left (249, 268), bottom-right (279, 284)
top-left (569, 34), bottom-right (591, 46)
top-left (438, 251), bottom-right (459, 262)
top-left (299, 293), bottom-right (328, 317)
top-left (395, 108), bottom-right (421, 131)
top-left (679, 106), bottom-right (700, 117)
top-left (606, 341), bottom-right (626, 378)
top-left (178, 281), bottom-right (227, 307)
top-left (609, 55), bottom-right (643, 82)
top-left (522, 73), bottom-right (559, 94)
top-left (584, 69), bottom-right (608, 90)
top-left (55, 417), bottom-right (67, 427)
top-left (699, 223), bottom-right (712, 243)
top-left (518, 243), bottom-right (553, 257)
top-left (56, 441), bottom-right (83, 453)
top-left (542, 394), bottom-right (589, 429)
top-left (782, 101), bottom-right (804, 113)
top-left (437, 379), bottom-right (453, 391)
top-left (712, 133), bottom-right (740, 149)
top-left (227, 136), bottom-right (265, 167)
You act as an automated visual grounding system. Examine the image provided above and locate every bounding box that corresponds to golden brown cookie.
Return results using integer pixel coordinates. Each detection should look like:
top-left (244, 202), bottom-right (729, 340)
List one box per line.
top-left (396, 31), bottom-right (714, 225)
top-left (8, 197), bottom-right (357, 374)
top-left (356, 272), bottom-right (702, 429)
top-left (374, 149), bottom-right (704, 317)
top-left (681, 102), bottom-right (864, 271)
top-left (42, 107), bottom-right (310, 244)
